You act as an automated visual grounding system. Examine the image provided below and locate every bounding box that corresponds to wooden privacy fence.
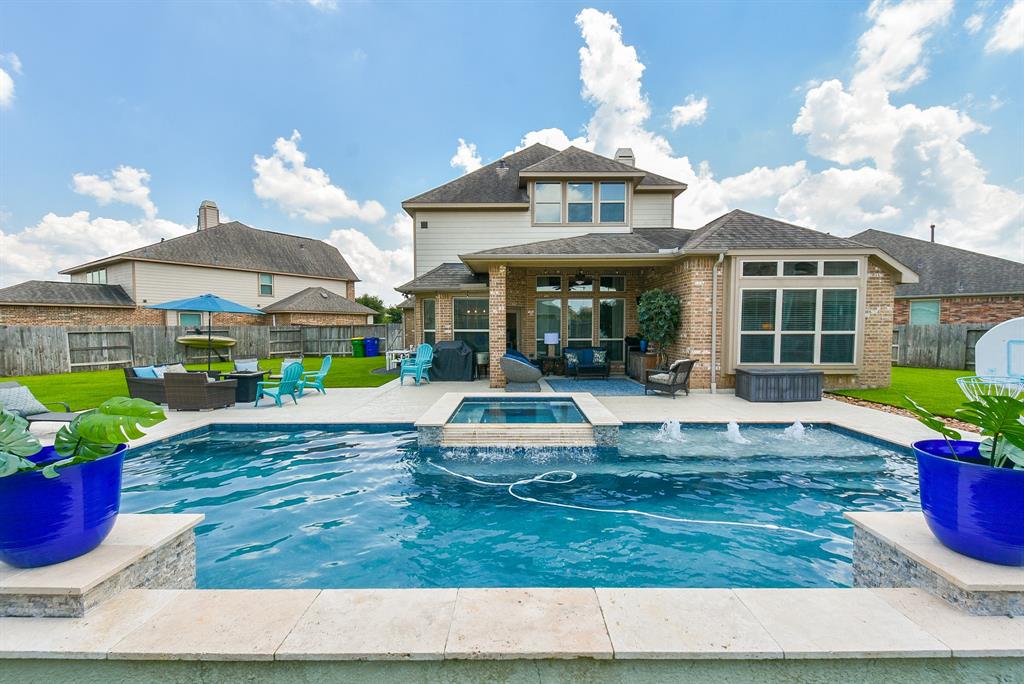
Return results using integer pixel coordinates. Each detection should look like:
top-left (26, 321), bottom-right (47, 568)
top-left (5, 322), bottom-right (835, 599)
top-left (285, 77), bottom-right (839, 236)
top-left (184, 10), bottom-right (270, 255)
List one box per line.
top-left (0, 323), bottom-right (403, 377)
top-left (893, 323), bottom-right (996, 370)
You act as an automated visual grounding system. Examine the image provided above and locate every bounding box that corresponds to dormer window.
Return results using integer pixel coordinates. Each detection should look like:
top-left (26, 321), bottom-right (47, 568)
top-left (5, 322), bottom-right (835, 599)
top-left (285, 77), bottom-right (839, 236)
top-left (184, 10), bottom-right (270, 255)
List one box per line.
top-left (531, 180), bottom-right (628, 226)
top-left (534, 182), bottom-right (562, 223)
top-left (567, 183), bottom-right (594, 222)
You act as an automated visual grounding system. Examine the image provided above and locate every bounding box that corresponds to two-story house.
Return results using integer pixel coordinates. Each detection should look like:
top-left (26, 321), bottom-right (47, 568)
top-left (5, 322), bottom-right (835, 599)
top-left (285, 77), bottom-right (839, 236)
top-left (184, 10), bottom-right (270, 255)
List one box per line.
top-left (0, 201), bottom-right (376, 327)
top-left (396, 144), bottom-right (918, 390)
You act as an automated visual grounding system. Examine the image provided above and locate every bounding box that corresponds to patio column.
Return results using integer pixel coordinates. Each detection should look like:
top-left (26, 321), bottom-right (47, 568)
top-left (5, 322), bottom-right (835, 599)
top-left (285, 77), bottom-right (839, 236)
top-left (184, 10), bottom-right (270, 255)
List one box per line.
top-left (488, 263), bottom-right (507, 388)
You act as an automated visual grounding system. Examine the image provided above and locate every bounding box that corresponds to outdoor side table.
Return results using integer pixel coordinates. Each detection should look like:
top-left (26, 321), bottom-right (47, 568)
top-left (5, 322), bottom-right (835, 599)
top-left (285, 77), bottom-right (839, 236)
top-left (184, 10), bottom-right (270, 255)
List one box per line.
top-left (225, 370), bottom-right (268, 403)
top-left (539, 356), bottom-right (564, 376)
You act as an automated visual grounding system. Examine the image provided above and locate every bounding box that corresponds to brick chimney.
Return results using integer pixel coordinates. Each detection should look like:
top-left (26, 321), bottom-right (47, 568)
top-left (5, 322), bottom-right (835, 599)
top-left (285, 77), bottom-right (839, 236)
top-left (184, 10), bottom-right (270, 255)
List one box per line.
top-left (614, 148), bottom-right (635, 167)
top-left (198, 200), bottom-right (220, 231)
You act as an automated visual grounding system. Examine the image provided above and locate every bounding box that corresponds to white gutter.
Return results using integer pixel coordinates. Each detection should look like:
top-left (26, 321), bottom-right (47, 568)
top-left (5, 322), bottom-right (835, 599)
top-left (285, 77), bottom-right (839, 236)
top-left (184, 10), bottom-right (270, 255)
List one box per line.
top-left (710, 252), bottom-right (725, 394)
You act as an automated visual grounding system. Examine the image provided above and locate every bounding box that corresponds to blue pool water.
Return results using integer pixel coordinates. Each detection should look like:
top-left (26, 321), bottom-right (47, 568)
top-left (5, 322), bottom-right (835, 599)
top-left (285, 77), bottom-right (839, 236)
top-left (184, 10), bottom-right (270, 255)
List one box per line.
top-left (122, 423), bottom-right (919, 589)
top-left (449, 397), bottom-right (586, 423)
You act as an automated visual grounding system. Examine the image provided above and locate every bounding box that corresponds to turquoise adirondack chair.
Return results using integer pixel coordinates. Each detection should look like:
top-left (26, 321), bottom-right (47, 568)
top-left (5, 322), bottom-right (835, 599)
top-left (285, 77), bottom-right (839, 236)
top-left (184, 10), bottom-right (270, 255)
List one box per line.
top-left (299, 356), bottom-right (332, 395)
top-left (255, 361), bottom-right (304, 407)
top-left (400, 343), bottom-right (433, 385)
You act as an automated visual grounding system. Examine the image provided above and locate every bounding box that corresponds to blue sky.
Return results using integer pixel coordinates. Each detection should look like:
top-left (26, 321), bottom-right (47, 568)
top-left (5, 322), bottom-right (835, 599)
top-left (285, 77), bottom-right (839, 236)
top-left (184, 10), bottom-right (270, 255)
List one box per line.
top-left (1, 0), bottom-right (1021, 302)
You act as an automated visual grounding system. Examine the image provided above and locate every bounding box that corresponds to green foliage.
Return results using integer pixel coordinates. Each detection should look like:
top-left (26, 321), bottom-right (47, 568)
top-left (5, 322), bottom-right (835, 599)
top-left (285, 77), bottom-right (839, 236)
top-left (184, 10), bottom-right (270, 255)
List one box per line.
top-left (0, 406), bottom-right (41, 477)
top-left (356, 294), bottom-right (386, 313)
top-left (637, 289), bottom-right (680, 360)
top-left (906, 393), bottom-right (1024, 469)
top-left (0, 397), bottom-right (166, 479)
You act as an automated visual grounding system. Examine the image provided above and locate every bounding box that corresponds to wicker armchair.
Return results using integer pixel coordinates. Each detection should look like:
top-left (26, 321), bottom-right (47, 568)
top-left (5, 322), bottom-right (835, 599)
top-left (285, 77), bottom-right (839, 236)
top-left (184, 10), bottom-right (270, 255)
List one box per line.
top-left (163, 373), bottom-right (237, 411)
top-left (644, 359), bottom-right (695, 398)
top-left (123, 367), bottom-right (167, 404)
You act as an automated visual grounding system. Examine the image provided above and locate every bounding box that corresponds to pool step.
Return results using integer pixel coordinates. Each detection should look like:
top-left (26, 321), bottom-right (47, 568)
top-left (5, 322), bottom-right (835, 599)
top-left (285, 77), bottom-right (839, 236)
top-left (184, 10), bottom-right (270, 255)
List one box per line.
top-left (442, 424), bottom-right (596, 447)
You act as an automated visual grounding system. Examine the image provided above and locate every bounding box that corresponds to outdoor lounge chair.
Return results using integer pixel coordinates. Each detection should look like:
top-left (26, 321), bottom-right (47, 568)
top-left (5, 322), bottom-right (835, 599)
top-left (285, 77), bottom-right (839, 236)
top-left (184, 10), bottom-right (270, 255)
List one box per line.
top-left (0, 381), bottom-right (78, 423)
top-left (269, 357), bottom-right (304, 380)
top-left (163, 373), bottom-right (237, 411)
top-left (233, 358), bottom-right (261, 373)
top-left (644, 359), bottom-right (695, 398)
top-left (255, 361), bottom-right (304, 407)
top-left (299, 356), bottom-right (332, 395)
top-left (400, 344), bottom-right (433, 385)
top-left (499, 350), bottom-right (543, 384)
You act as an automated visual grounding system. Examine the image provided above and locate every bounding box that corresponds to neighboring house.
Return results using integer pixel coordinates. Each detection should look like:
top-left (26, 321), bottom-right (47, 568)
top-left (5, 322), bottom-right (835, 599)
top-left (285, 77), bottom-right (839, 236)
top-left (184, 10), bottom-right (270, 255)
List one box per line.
top-left (0, 201), bottom-right (373, 327)
top-left (396, 144), bottom-right (917, 390)
top-left (850, 229), bottom-right (1024, 326)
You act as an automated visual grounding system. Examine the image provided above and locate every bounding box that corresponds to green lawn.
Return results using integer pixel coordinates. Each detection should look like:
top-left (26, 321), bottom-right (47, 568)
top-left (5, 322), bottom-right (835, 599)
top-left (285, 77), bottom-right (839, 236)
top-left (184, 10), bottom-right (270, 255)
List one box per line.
top-left (833, 366), bottom-right (969, 418)
top-left (1, 356), bottom-right (391, 411)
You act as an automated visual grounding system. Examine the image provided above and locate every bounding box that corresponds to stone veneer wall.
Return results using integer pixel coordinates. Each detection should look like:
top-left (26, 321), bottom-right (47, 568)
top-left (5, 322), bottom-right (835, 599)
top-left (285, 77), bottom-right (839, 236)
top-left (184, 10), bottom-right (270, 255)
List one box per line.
top-left (894, 294), bottom-right (1024, 325)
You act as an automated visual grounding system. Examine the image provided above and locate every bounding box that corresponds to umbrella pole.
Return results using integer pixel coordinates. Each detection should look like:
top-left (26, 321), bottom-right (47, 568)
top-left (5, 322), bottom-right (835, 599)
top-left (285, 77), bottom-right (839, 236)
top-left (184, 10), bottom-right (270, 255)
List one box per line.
top-left (208, 313), bottom-right (213, 372)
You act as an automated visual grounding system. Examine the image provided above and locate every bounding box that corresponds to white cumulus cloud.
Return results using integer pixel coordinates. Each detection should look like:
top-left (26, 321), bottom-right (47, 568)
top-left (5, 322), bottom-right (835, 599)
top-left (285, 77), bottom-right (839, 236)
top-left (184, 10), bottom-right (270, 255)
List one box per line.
top-left (325, 213), bottom-right (412, 304)
top-left (986, 0), bottom-right (1024, 52)
top-left (0, 53), bottom-right (22, 109)
top-left (450, 138), bottom-right (483, 175)
top-left (964, 13), bottom-right (985, 34)
top-left (252, 130), bottom-right (386, 224)
top-left (72, 165), bottom-right (158, 219)
top-left (670, 95), bottom-right (709, 128)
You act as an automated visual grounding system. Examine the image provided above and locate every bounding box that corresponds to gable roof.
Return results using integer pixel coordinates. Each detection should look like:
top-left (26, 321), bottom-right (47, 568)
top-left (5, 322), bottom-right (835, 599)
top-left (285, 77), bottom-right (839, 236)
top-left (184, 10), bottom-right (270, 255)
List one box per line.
top-left (518, 146), bottom-right (685, 189)
top-left (403, 144), bottom-right (558, 205)
top-left (261, 287), bottom-right (377, 315)
top-left (464, 228), bottom-right (692, 257)
top-left (684, 210), bottom-right (862, 251)
top-left (398, 296), bottom-right (415, 309)
top-left (60, 221), bottom-right (360, 281)
top-left (850, 229), bottom-right (1024, 297)
top-left (0, 281), bottom-right (135, 307)
top-left (395, 263), bottom-right (489, 294)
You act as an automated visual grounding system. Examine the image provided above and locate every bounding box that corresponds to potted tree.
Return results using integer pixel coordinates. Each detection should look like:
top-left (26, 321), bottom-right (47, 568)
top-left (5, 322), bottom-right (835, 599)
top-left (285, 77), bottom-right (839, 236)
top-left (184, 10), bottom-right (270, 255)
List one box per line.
top-left (0, 397), bottom-right (166, 568)
top-left (906, 394), bottom-right (1024, 566)
top-left (637, 288), bottom-right (680, 367)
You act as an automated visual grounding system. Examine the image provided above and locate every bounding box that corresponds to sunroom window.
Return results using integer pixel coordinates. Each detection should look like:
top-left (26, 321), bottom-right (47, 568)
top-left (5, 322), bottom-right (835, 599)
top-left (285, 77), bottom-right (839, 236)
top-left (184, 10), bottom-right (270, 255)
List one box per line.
top-left (739, 288), bottom-right (857, 364)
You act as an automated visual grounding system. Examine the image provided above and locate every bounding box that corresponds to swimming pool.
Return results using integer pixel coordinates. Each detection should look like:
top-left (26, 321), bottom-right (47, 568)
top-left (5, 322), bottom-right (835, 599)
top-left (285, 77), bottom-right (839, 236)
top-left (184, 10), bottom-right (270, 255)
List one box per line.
top-left (448, 397), bottom-right (586, 424)
top-left (122, 423), bottom-right (918, 589)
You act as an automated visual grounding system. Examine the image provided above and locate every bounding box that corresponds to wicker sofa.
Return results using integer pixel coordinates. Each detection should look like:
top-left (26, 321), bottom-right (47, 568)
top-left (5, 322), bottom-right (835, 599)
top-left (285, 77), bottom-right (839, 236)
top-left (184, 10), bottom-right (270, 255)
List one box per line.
top-left (163, 373), bottom-right (237, 411)
top-left (123, 367), bottom-right (168, 404)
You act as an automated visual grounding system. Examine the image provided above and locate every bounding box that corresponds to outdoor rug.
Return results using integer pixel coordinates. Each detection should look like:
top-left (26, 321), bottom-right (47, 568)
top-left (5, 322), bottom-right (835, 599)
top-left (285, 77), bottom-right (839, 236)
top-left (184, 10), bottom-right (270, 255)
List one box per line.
top-left (545, 377), bottom-right (646, 396)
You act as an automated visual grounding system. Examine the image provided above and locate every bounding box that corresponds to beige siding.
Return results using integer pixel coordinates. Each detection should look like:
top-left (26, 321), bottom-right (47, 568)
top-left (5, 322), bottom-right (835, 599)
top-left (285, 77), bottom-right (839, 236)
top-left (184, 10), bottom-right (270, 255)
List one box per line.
top-left (631, 192), bottom-right (674, 228)
top-left (413, 209), bottom-right (631, 276)
top-left (133, 262), bottom-right (349, 310)
top-left (70, 262), bottom-right (133, 292)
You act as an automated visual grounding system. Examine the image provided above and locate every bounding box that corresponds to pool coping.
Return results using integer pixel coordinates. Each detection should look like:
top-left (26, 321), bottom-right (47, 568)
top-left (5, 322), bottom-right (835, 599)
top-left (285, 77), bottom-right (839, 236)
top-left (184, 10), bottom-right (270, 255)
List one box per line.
top-left (415, 392), bottom-right (623, 429)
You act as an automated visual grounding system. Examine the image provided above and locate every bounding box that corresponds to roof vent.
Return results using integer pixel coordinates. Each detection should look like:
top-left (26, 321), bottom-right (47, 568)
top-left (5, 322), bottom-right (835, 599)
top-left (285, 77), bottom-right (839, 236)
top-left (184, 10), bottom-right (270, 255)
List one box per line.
top-left (320, 291), bottom-right (329, 299)
top-left (197, 200), bottom-right (219, 231)
top-left (496, 159), bottom-right (510, 179)
top-left (614, 148), bottom-right (635, 167)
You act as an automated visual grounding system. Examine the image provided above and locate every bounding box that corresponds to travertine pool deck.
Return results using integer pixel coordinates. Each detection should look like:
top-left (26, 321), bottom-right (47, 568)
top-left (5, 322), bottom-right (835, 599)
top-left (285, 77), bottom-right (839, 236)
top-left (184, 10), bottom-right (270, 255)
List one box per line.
top-left (11, 378), bottom-right (1018, 681)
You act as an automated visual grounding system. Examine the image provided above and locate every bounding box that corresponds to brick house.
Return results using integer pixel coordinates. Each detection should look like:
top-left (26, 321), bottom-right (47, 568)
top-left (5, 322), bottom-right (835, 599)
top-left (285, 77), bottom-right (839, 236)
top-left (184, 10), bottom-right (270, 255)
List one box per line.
top-left (850, 229), bottom-right (1024, 326)
top-left (396, 144), bottom-right (917, 390)
top-left (0, 201), bottom-right (375, 327)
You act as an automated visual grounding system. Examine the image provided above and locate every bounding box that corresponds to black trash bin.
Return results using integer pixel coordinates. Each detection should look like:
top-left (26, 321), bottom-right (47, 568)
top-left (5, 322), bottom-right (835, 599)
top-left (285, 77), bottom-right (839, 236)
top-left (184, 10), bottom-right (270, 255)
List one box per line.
top-left (430, 340), bottom-right (476, 381)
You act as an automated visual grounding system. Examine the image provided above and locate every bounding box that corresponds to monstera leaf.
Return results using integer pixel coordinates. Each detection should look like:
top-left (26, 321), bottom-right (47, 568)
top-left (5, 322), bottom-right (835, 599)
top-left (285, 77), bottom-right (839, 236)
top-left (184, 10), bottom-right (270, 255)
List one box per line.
top-left (0, 405), bottom-right (42, 477)
top-left (48, 398), bottom-right (165, 478)
top-left (955, 395), bottom-right (1024, 468)
top-left (904, 396), bottom-right (962, 441)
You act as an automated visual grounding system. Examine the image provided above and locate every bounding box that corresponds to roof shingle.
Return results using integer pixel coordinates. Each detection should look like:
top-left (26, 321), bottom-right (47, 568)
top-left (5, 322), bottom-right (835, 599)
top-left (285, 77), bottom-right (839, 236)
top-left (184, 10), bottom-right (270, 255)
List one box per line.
top-left (261, 287), bottom-right (377, 315)
top-left (403, 144), bottom-right (558, 205)
top-left (0, 281), bottom-right (135, 307)
top-left (62, 221), bottom-right (359, 281)
top-left (395, 263), bottom-right (488, 293)
top-left (850, 229), bottom-right (1024, 297)
top-left (684, 210), bottom-right (861, 250)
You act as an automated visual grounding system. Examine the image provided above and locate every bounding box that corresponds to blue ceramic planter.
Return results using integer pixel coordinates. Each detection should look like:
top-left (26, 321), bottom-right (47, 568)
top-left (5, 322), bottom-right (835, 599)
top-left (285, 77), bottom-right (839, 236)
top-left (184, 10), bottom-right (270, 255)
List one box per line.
top-left (0, 444), bottom-right (127, 568)
top-left (913, 439), bottom-right (1024, 566)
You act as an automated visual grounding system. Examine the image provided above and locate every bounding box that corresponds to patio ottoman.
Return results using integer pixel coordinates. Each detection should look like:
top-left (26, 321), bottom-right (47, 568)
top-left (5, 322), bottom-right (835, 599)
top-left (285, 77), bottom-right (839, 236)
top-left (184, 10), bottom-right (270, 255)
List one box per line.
top-left (735, 368), bottom-right (823, 402)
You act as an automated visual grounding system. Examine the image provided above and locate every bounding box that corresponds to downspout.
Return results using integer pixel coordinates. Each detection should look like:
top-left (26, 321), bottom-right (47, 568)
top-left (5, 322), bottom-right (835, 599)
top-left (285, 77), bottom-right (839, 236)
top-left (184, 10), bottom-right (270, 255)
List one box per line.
top-left (710, 252), bottom-right (725, 394)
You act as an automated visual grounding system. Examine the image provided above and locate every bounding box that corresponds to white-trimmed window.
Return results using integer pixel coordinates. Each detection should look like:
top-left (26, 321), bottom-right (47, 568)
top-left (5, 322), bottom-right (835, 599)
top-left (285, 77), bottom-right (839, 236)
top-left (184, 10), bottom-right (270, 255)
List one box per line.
top-left (179, 312), bottom-right (202, 328)
top-left (599, 275), bottom-right (625, 292)
top-left (258, 273), bottom-right (274, 296)
top-left (536, 298), bottom-right (561, 357)
top-left (536, 275), bottom-right (562, 292)
top-left (453, 298), bottom-right (489, 353)
top-left (534, 182), bottom-right (562, 223)
top-left (567, 182), bottom-right (594, 223)
top-left (86, 269), bottom-right (107, 284)
top-left (743, 260), bottom-right (859, 278)
top-left (599, 182), bottom-right (626, 223)
top-left (739, 288), bottom-right (857, 364)
top-left (599, 298), bottom-right (625, 362)
top-left (422, 298), bottom-right (436, 346)
top-left (909, 299), bottom-right (940, 325)
top-left (567, 298), bottom-right (593, 349)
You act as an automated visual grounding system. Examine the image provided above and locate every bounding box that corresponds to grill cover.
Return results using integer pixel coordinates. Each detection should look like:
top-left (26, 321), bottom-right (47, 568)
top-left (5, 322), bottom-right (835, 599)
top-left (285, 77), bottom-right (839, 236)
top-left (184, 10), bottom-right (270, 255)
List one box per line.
top-left (430, 340), bottom-right (476, 381)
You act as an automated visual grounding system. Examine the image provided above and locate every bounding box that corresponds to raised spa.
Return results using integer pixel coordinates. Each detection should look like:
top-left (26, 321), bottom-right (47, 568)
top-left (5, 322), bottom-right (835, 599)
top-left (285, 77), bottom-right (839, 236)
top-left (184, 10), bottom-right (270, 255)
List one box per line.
top-left (448, 396), bottom-right (586, 424)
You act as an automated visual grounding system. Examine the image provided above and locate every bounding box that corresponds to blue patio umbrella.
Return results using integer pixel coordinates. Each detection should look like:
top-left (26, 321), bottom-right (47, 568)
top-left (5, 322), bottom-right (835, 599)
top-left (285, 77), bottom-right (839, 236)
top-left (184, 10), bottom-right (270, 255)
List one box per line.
top-left (147, 294), bottom-right (265, 370)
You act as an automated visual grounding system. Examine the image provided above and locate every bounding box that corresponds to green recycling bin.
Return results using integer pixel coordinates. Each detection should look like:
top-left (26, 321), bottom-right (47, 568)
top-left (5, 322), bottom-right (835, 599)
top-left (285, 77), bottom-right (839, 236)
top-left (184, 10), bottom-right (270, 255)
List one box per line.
top-left (352, 337), bottom-right (366, 358)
